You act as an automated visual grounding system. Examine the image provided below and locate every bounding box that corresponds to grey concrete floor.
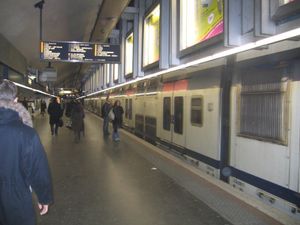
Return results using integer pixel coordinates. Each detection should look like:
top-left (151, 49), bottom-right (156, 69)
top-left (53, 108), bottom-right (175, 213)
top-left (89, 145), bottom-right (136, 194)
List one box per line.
top-left (34, 111), bottom-right (232, 225)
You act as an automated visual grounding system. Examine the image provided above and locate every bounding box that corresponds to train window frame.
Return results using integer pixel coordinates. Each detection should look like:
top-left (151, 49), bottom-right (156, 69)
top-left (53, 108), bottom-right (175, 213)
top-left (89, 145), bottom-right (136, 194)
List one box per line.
top-left (190, 96), bottom-right (203, 127)
top-left (237, 68), bottom-right (290, 145)
top-left (142, 2), bottom-right (161, 69)
top-left (125, 30), bottom-right (134, 78)
top-left (177, 0), bottom-right (224, 58)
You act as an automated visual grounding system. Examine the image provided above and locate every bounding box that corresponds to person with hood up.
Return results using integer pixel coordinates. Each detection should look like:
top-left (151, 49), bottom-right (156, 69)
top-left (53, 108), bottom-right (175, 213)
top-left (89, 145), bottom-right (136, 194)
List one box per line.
top-left (0, 79), bottom-right (53, 225)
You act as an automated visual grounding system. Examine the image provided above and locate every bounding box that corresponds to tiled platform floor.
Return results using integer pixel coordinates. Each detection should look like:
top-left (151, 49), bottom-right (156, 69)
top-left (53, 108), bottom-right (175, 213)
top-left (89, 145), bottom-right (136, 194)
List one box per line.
top-left (33, 111), bottom-right (281, 225)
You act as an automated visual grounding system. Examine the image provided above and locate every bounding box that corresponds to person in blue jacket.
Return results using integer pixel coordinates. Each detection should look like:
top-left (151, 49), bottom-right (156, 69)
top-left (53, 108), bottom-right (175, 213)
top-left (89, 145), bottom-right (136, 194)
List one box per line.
top-left (0, 80), bottom-right (53, 225)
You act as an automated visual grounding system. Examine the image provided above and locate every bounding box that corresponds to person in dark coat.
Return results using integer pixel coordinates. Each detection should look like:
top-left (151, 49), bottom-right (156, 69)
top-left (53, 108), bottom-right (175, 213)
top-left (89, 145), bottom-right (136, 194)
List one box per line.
top-left (40, 100), bottom-right (47, 116)
top-left (0, 80), bottom-right (53, 225)
top-left (65, 99), bottom-right (75, 128)
top-left (47, 97), bottom-right (62, 136)
top-left (71, 101), bottom-right (85, 142)
top-left (101, 96), bottom-right (111, 136)
top-left (112, 100), bottom-right (124, 141)
top-left (21, 97), bottom-right (28, 110)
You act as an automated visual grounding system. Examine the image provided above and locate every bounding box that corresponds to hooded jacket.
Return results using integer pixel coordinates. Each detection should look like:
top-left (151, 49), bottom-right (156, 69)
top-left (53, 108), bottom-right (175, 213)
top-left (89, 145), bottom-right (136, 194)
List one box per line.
top-left (0, 100), bottom-right (53, 225)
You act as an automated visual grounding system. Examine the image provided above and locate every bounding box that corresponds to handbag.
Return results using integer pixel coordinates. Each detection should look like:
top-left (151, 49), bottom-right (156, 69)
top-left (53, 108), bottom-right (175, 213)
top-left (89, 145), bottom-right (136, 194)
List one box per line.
top-left (108, 109), bottom-right (115, 121)
top-left (58, 118), bottom-right (64, 127)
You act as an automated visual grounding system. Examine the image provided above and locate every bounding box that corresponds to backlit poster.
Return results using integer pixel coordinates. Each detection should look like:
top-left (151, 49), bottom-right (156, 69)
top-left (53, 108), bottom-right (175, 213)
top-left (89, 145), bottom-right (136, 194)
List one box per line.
top-left (180, 0), bottom-right (223, 50)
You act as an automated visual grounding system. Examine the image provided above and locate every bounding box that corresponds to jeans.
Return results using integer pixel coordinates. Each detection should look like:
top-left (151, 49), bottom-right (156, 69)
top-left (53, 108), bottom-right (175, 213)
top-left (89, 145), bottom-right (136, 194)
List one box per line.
top-left (50, 123), bottom-right (58, 135)
top-left (103, 116), bottom-right (109, 135)
top-left (112, 121), bottom-right (120, 141)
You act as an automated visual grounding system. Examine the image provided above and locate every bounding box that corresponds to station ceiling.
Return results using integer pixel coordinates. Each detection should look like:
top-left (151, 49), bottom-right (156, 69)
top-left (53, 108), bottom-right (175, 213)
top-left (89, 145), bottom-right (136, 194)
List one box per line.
top-left (0, 0), bottom-right (130, 88)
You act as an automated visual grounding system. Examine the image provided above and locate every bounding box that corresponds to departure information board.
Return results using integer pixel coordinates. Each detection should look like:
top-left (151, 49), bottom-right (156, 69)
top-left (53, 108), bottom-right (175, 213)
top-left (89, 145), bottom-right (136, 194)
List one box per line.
top-left (40, 41), bottom-right (120, 63)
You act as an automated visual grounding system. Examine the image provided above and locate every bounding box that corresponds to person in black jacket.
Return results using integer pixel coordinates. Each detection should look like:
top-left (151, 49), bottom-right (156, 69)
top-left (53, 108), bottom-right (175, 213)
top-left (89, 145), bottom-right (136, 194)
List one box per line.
top-left (47, 97), bottom-right (62, 136)
top-left (40, 100), bottom-right (47, 116)
top-left (112, 100), bottom-right (124, 141)
top-left (101, 96), bottom-right (112, 136)
top-left (71, 101), bottom-right (85, 142)
top-left (0, 80), bottom-right (53, 225)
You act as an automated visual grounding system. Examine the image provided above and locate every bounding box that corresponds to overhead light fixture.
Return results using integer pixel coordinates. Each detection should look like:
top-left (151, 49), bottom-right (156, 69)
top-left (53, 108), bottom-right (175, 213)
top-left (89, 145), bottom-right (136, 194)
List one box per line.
top-left (78, 27), bottom-right (300, 100)
top-left (12, 81), bottom-right (56, 97)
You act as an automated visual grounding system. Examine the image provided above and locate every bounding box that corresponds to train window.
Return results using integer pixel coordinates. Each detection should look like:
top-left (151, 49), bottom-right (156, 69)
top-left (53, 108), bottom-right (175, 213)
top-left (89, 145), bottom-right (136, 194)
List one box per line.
top-left (239, 69), bottom-right (288, 144)
top-left (174, 97), bottom-right (183, 134)
top-left (179, 0), bottom-right (223, 51)
top-left (143, 3), bottom-right (160, 67)
top-left (191, 97), bottom-right (203, 126)
top-left (163, 97), bottom-right (171, 131)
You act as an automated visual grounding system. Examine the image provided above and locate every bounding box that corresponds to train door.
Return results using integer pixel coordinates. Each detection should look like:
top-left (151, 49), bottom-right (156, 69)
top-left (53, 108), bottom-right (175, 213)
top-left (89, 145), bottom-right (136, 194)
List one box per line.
top-left (160, 80), bottom-right (187, 148)
top-left (161, 93), bottom-right (173, 142)
top-left (172, 93), bottom-right (185, 147)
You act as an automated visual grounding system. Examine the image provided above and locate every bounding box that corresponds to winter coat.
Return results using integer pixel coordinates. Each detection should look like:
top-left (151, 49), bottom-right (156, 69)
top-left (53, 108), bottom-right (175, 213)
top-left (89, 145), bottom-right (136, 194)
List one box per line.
top-left (101, 102), bottom-right (111, 118)
top-left (0, 101), bottom-right (53, 225)
top-left (71, 103), bottom-right (84, 132)
top-left (47, 102), bottom-right (62, 124)
top-left (41, 101), bottom-right (47, 112)
top-left (112, 105), bottom-right (124, 127)
top-left (65, 101), bottom-right (74, 118)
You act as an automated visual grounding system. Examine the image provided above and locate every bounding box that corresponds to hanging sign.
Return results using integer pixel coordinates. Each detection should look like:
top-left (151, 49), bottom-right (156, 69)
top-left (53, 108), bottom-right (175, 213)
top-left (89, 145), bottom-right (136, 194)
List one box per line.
top-left (40, 41), bottom-right (120, 63)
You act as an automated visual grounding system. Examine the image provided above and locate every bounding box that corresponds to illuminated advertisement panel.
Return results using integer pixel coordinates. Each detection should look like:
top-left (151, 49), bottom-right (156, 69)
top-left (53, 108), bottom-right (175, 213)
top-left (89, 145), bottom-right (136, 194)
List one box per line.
top-left (125, 32), bottom-right (134, 75)
top-left (180, 0), bottom-right (223, 50)
top-left (113, 64), bottom-right (119, 81)
top-left (279, 0), bottom-right (295, 6)
top-left (143, 4), bottom-right (160, 67)
top-left (105, 64), bottom-right (110, 84)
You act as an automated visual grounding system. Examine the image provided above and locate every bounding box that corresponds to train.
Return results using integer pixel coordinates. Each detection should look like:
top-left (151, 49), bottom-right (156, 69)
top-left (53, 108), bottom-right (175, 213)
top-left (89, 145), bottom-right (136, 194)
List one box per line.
top-left (83, 40), bottom-right (300, 219)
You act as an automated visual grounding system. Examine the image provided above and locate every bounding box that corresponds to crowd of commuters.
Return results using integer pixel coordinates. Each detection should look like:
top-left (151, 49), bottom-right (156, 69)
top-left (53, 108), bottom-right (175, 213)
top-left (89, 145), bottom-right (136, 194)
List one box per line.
top-left (0, 79), bottom-right (124, 225)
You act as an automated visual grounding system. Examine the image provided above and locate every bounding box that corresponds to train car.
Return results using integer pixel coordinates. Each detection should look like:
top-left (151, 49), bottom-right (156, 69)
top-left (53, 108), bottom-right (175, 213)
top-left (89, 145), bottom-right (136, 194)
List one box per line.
top-left (228, 50), bottom-right (300, 216)
top-left (83, 45), bottom-right (300, 219)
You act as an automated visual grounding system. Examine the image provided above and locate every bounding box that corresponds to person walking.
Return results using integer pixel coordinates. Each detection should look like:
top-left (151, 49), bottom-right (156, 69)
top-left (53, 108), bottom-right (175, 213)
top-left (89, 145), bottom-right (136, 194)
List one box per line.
top-left (112, 100), bottom-right (124, 141)
top-left (40, 100), bottom-right (47, 116)
top-left (71, 100), bottom-right (85, 143)
top-left (65, 99), bottom-right (75, 128)
top-left (47, 97), bottom-right (62, 136)
top-left (21, 97), bottom-right (28, 110)
top-left (0, 80), bottom-right (53, 225)
top-left (101, 96), bottom-right (111, 136)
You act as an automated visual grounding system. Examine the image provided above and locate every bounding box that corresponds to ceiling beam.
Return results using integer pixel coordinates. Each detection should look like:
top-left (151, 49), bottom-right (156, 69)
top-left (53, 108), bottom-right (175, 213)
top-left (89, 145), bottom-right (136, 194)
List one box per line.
top-left (72, 0), bottom-right (131, 88)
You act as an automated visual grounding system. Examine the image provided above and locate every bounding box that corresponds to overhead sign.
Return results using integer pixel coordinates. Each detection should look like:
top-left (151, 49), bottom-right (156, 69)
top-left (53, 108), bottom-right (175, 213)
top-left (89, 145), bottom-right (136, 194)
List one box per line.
top-left (40, 41), bottom-right (120, 63)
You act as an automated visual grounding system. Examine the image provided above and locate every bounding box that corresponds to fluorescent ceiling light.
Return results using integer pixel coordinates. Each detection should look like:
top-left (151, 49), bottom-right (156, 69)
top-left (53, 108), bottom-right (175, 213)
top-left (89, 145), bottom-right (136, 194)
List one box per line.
top-left (78, 27), bottom-right (300, 99)
top-left (12, 81), bottom-right (56, 97)
top-left (59, 90), bottom-right (73, 94)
